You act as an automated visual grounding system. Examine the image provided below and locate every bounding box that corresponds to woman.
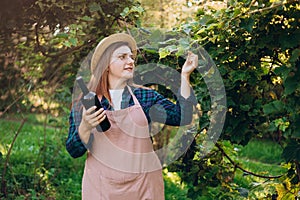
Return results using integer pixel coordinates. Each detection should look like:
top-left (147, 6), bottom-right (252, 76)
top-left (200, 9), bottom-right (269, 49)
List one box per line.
top-left (66, 33), bottom-right (198, 199)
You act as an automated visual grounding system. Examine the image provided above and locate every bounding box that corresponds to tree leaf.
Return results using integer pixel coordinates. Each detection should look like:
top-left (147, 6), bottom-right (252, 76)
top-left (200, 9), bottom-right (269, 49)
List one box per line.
top-left (55, 33), bottom-right (68, 38)
top-left (158, 45), bottom-right (177, 59)
top-left (80, 16), bottom-right (94, 21)
top-left (199, 15), bottom-right (214, 26)
top-left (284, 75), bottom-right (299, 95)
top-left (263, 100), bottom-right (285, 115)
top-left (282, 140), bottom-right (300, 162)
top-left (240, 104), bottom-right (250, 111)
top-left (279, 34), bottom-right (299, 49)
top-left (158, 38), bottom-right (177, 45)
top-left (159, 48), bottom-right (170, 59)
top-left (290, 48), bottom-right (300, 63)
top-left (63, 40), bottom-right (71, 47)
top-left (69, 38), bottom-right (78, 46)
top-left (240, 17), bottom-right (255, 32)
top-left (274, 65), bottom-right (292, 81)
top-left (89, 2), bottom-right (102, 12)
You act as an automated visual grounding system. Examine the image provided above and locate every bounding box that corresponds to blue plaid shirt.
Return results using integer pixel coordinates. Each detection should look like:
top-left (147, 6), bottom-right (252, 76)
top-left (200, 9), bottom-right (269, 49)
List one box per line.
top-left (66, 86), bottom-right (196, 158)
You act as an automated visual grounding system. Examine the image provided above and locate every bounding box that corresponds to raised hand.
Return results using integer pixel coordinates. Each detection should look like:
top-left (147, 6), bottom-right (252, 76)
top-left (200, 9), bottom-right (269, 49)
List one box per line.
top-left (181, 51), bottom-right (198, 76)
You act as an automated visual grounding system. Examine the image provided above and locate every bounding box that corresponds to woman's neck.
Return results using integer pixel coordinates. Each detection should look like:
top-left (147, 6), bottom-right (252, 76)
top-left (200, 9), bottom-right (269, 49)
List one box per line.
top-left (109, 79), bottom-right (127, 90)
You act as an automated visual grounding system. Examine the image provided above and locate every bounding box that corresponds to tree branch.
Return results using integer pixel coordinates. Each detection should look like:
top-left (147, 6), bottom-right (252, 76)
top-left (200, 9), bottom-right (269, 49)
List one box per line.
top-left (230, 0), bottom-right (298, 22)
top-left (1, 118), bottom-right (27, 198)
top-left (0, 93), bottom-right (26, 118)
top-left (215, 142), bottom-right (284, 179)
top-left (247, 0), bottom-right (298, 15)
top-left (295, 161), bottom-right (300, 182)
top-left (34, 23), bottom-right (97, 59)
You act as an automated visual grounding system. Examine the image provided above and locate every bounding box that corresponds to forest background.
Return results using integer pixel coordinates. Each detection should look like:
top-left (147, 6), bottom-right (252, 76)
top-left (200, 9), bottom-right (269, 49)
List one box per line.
top-left (0, 0), bottom-right (299, 199)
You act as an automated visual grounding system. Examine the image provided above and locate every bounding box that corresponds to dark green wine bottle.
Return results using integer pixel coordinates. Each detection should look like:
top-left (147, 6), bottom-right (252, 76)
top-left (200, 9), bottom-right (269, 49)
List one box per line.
top-left (76, 76), bottom-right (111, 132)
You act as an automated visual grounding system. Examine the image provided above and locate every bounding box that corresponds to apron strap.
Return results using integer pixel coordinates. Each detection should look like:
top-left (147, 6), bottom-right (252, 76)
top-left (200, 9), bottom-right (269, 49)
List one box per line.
top-left (127, 86), bottom-right (140, 106)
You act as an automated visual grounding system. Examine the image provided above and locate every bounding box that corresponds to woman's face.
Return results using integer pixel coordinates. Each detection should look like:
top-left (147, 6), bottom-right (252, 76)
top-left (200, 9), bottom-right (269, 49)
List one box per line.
top-left (108, 45), bottom-right (135, 83)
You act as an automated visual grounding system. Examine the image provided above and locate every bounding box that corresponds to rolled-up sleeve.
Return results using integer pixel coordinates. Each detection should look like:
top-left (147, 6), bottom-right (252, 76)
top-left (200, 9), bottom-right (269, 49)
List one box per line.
top-left (148, 88), bottom-right (197, 126)
top-left (66, 108), bottom-right (87, 158)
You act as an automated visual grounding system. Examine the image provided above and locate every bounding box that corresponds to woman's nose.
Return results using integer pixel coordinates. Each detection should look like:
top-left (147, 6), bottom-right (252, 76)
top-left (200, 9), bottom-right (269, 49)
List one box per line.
top-left (127, 56), bottom-right (134, 64)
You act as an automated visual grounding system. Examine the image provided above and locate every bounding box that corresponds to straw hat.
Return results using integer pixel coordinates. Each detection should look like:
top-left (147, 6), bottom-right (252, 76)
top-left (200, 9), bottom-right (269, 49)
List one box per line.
top-left (91, 33), bottom-right (137, 73)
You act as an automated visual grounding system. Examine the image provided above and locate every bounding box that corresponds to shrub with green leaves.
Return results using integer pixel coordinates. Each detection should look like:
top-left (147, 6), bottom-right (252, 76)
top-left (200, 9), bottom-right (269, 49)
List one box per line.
top-left (137, 0), bottom-right (300, 199)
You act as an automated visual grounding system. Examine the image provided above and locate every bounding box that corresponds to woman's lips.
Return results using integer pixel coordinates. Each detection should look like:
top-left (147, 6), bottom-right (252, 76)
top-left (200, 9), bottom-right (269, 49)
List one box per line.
top-left (124, 67), bottom-right (133, 71)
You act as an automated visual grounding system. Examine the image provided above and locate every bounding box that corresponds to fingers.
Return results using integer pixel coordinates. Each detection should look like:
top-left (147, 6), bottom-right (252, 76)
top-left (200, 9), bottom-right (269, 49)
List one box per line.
top-left (82, 106), bottom-right (107, 128)
top-left (94, 108), bottom-right (106, 124)
top-left (184, 52), bottom-right (198, 71)
top-left (181, 52), bottom-right (198, 76)
top-left (187, 52), bottom-right (198, 66)
top-left (98, 112), bottom-right (107, 124)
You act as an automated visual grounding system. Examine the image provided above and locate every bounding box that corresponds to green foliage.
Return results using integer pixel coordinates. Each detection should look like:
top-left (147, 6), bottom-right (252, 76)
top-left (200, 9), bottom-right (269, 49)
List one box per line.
top-left (0, 1), bottom-right (144, 198)
top-left (0, 0), bottom-right (142, 114)
top-left (172, 0), bottom-right (300, 198)
top-left (135, 0), bottom-right (300, 199)
top-left (0, 115), bottom-right (86, 199)
top-left (1, 0), bottom-right (300, 199)
top-left (1, 115), bottom-right (292, 199)
top-left (238, 139), bottom-right (284, 164)
top-left (128, 1), bottom-right (300, 197)
top-left (164, 169), bottom-right (190, 200)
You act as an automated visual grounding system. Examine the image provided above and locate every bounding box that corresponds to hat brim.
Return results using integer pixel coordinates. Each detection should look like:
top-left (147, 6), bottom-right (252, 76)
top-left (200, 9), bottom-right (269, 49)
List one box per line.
top-left (91, 33), bottom-right (137, 72)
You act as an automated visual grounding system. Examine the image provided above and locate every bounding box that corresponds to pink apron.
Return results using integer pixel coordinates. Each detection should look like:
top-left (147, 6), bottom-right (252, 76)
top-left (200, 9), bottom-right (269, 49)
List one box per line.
top-left (82, 87), bottom-right (164, 200)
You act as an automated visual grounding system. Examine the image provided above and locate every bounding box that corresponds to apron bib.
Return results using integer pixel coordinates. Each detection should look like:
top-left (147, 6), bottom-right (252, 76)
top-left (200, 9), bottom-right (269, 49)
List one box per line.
top-left (82, 87), bottom-right (164, 200)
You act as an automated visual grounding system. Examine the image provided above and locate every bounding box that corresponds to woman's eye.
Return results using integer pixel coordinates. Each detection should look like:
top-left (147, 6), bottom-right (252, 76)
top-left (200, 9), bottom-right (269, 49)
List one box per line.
top-left (119, 55), bottom-right (126, 60)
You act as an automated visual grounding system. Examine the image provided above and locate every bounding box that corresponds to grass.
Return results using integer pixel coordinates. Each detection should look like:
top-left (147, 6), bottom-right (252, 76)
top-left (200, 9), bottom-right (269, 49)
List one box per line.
top-left (231, 139), bottom-right (287, 199)
top-left (234, 138), bottom-right (286, 178)
top-left (0, 113), bottom-right (290, 199)
top-left (0, 113), bottom-right (85, 199)
top-left (236, 138), bottom-right (286, 179)
top-left (237, 139), bottom-right (284, 164)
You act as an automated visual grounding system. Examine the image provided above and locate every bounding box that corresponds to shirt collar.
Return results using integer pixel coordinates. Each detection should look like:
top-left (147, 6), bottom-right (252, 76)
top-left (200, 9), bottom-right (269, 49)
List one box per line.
top-left (100, 86), bottom-right (134, 110)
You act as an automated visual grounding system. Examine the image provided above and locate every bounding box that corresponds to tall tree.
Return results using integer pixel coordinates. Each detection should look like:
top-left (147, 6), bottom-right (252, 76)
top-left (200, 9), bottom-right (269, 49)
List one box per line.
top-left (0, 0), bottom-right (142, 114)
